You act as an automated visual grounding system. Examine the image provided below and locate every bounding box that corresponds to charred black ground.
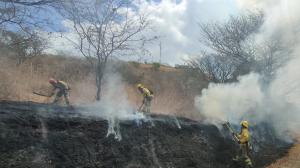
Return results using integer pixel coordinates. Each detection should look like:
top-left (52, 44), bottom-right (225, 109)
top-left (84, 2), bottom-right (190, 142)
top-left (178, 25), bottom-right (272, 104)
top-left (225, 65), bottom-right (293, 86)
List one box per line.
top-left (0, 101), bottom-right (292, 168)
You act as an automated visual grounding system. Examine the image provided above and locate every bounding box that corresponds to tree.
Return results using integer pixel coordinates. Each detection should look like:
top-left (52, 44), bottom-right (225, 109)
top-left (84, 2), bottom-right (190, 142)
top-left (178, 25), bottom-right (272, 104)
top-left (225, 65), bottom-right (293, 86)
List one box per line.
top-left (12, 32), bottom-right (47, 64)
top-left (194, 11), bottom-right (292, 84)
top-left (188, 52), bottom-right (236, 83)
top-left (0, 0), bottom-right (58, 29)
top-left (256, 39), bottom-right (291, 82)
top-left (59, 0), bottom-right (150, 100)
top-left (0, 0), bottom-right (58, 55)
top-left (0, 29), bottom-right (47, 64)
top-left (199, 11), bottom-right (264, 74)
top-left (189, 12), bottom-right (264, 83)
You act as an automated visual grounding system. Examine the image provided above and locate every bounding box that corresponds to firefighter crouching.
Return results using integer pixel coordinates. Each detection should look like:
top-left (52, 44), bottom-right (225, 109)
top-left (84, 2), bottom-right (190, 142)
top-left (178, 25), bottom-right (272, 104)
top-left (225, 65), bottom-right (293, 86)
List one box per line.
top-left (49, 78), bottom-right (71, 105)
top-left (137, 83), bottom-right (154, 113)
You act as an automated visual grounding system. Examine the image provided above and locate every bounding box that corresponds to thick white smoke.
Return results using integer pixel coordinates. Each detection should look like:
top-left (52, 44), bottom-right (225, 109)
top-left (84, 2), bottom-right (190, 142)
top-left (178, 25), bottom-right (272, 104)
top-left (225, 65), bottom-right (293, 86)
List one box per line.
top-left (80, 72), bottom-right (145, 140)
top-left (195, 73), bottom-right (264, 125)
top-left (196, 0), bottom-right (300, 139)
top-left (268, 51), bottom-right (300, 136)
top-left (196, 70), bottom-right (300, 138)
top-left (81, 73), bottom-right (134, 118)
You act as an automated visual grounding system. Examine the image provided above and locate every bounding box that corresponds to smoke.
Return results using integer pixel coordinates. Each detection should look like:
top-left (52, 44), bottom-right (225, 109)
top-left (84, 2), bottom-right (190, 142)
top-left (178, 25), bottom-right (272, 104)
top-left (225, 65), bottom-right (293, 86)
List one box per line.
top-left (196, 71), bottom-right (300, 139)
top-left (79, 71), bottom-right (141, 118)
top-left (238, 0), bottom-right (300, 46)
top-left (86, 73), bottom-right (133, 118)
top-left (195, 73), bottom-right (264, 125)
top-left (196, 71), bottom-right (300, 134)
top-left (268, 51), bottom-right (300, 136)
top-left (80, 70), bottom-right (145, 140)
top-left (195, 0), bottom-right (300, 139)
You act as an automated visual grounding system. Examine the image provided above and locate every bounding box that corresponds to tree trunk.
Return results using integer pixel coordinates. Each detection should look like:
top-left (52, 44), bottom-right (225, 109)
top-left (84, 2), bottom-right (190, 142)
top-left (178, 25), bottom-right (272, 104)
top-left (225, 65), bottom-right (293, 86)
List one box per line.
top-left (96, 77), bottom-right (102, 101)
top-left (95, 60), bottom-right (105, 101)
top-left (95, 66), bottom-right (103, 101)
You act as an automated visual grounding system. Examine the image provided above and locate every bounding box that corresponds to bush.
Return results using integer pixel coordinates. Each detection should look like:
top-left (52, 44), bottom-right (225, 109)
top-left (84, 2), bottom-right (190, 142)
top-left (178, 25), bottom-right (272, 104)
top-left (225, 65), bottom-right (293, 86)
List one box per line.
top-left (117, 62), bottom-right (144, 84)
top-left (152, 62), bottom-right (160, 71)
top-left (0, 71), bottom-right (13, 100)
top-left (129, 61), bottom-right (140, 68)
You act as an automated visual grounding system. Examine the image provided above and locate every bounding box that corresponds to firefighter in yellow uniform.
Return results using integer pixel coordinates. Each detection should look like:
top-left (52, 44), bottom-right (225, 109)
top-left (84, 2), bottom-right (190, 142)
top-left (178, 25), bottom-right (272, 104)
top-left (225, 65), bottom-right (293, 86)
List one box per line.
top-left (49, 78), bottom-right (70, 105)
top-left (233, 120), bottom-right (253, 168)
top-left (137, 84), bottom-right (153, 113)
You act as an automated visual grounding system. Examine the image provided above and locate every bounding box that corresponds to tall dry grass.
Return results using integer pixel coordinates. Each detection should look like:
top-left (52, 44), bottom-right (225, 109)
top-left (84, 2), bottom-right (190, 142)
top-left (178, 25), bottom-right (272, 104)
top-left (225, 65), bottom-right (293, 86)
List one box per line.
top-left (0, 55), bottom-right (208, 118)
top-left (0, 55), bottom-right (95, 104)
top-left (122, 63), bottom-right (207, 119)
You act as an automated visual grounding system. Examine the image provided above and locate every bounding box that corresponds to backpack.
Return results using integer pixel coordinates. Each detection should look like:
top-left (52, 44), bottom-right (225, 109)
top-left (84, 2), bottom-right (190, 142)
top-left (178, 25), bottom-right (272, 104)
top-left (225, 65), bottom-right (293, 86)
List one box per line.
top-left (148, 89), bottom-right (154, 95)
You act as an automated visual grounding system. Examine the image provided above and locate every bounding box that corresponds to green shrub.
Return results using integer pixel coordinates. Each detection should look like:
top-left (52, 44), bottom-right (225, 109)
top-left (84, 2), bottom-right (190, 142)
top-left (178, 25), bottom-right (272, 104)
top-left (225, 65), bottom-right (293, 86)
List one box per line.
top-left (129, 61), bottom-right (140, 68)
top-left (152, 62), bottom-right (160, 71)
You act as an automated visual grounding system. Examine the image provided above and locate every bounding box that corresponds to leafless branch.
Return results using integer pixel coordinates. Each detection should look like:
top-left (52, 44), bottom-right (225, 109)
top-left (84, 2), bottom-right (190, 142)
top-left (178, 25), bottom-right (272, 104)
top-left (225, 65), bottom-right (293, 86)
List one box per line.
top-left (58, 0), bottom-right (151, 100)
top-left (199, 11), bottom-right (264, 65)
top-left (187, 52), bottom-right (236, 83)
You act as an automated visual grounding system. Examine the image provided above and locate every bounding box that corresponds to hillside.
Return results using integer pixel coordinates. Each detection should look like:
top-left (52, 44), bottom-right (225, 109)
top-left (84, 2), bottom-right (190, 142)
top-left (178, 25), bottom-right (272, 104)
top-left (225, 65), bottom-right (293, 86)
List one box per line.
top-left (2, 55), bottom-right (295, 168)
top-left (0, 101), bottom-right (291, 168)
top-left (267, 137), bottom-right (300, 168)
top-left (0, 55), bottom-right (208, 119)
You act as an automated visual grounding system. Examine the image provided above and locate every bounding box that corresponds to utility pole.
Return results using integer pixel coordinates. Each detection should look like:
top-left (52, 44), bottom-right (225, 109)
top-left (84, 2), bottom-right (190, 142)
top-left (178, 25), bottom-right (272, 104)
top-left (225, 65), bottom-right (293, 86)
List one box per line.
top-left (154, 35), bottom-right (162, 64)
top-left (159, 41), bottom-right (162, 64)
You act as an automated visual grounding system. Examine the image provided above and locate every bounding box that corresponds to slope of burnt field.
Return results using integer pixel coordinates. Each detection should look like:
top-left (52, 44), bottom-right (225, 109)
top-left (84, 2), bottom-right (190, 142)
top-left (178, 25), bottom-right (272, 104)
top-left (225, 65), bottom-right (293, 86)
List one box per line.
top-left (0, 101), bottom-right (291, 168)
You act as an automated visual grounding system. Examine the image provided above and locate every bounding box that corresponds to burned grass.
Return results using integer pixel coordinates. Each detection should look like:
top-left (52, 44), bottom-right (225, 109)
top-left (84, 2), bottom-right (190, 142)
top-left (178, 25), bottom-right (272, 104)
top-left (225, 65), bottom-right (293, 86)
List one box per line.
top-left (0, 101), bottom-right (292, 168)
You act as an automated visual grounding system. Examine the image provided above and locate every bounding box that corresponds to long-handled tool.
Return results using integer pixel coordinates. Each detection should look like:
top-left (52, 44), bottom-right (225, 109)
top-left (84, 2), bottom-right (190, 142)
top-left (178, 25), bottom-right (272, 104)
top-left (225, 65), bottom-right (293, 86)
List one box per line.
top-left (137, 99), bottom-right (145, 112)
top-left (32, 91), bottom-right (51, 97)
top-left (223, 122), bottom-right (239, 142)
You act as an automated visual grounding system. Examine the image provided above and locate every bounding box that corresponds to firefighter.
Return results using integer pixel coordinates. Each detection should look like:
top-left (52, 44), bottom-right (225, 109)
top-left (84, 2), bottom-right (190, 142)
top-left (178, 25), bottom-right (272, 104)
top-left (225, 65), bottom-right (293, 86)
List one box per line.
top-left (49, 78), bottom-right (70, 105)
top-left (233, 120), bottom-right (253, 168)
top-left (137, 83), bottom-right (153, 113)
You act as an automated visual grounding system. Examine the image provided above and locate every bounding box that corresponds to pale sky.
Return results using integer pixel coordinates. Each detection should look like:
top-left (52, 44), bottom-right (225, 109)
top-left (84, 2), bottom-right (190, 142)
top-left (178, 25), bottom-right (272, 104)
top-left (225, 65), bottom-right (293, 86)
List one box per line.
top-left (45, 0), bottom-right (242, 66)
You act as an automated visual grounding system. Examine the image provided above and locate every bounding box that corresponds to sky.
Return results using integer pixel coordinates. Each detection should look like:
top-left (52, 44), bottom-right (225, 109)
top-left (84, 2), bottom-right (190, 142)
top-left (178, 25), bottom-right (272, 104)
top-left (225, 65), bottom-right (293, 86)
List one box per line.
top-left (44, 0), bottom-right (241, 66)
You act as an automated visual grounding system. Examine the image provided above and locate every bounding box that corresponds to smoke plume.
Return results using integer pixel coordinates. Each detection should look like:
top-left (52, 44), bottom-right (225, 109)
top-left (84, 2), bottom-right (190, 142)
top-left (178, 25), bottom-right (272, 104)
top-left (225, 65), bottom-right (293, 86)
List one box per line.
top-left (79, 69), bottom-right (145, 140)
top-left (196, 0), bottom-right (300, 139)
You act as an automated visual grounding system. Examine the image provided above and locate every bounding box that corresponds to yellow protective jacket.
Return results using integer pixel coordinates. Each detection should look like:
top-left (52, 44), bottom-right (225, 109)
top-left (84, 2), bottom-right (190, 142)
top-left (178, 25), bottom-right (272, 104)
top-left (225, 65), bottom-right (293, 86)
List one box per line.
top-left (55, 80), bottom-right (70, 91)
top-left (141, 87), bottom-right (153, 98)
top-left (238, 128), bottom-right (250, 144)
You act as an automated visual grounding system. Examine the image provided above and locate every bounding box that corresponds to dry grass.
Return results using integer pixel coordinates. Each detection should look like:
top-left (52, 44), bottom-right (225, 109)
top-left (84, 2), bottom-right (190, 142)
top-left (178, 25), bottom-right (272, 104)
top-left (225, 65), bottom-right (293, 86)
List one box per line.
top-left (0, 55), bottom-right (208, 119)
top-left (0, 55), bottom-right (94, 104)
top-left (267, 137), bottom-right (300, 168)
top-left (139, 63), bottom-right (180, 72)
top-left (123, 62), bottom-right (206, 119)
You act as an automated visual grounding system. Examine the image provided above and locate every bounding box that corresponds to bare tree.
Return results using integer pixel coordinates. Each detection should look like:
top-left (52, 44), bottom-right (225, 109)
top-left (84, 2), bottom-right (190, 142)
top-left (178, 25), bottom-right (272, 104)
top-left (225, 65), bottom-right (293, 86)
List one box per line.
top-left (188, 52), bottom-right (236, 83)
top-left (59, 0), bottom-right (150, 100)
top-left (195, 11), bottom-right (293, 84)
top-left (187, 11), bottom-right (270, 83)
top-left (0, 29), bottom-right (47, 64)
top-left (0, 0), bottom-right (58, 31)
top-left (256, 39), bottom-right (291, 82)
top-left (199, 11), bottom-right (264, 70)
top-left (0, 0), bottom-right (59, 57)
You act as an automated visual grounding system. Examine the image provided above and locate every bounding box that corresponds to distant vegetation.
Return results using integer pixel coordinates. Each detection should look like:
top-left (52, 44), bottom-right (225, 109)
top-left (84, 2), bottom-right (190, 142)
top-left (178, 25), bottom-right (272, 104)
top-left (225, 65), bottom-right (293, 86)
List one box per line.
top-left (152, 62), bottom-right (161, 71)
top-left (187, 11), bottom-right (290, 84)
top-left (0, 52), bottom-right (207, 119)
